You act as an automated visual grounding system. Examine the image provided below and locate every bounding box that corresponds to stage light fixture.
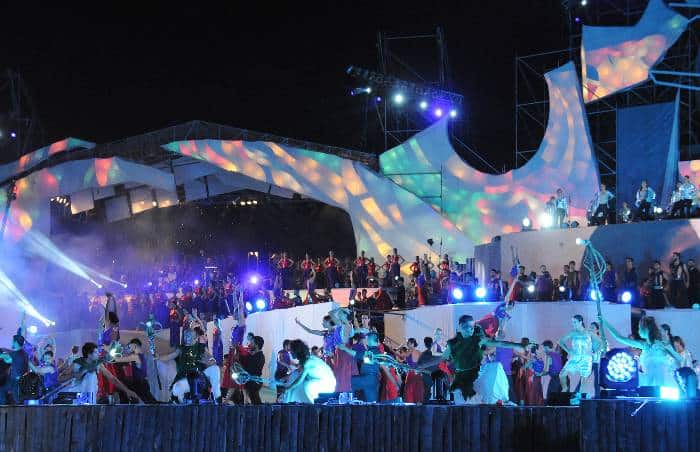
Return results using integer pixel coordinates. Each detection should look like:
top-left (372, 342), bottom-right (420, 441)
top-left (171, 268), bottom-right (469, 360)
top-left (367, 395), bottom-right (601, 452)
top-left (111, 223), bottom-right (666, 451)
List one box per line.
top-left (393, 93), bottom-right (405, 105)
top-left (653, 207), bottom-right (663, 215)
top-left (27, 325), bottom-right (38, 335)
top-left (449, 109), bottom-right (457, 118)
top-left (539, 213), bottom-right (553, 228)
top-left (152, 200), bottom-right (158, 207)
top-left (475, 287), bottom-right (486, 299)
top-left (255, 297), bottom-right (267, 311)
top-left (580, 0), bottom-right (587, 5)
top-left (194, 279), bottom-right (200, 286)
top-left (521, 217), bottom-right (531, 229)
top-left (245, 301), bottom-right (253, 313)
top-left (10, 132), bottom-right (16, 139)
top-left (375, 96), bottom-right (382, 103)
top-left (602, 349), bottom-right (637, 388)
top-left (527, 284), bottom-right (535, 294)
top-left (434, 108), bottom-right (443, 118)
top-left (249, 275), bottom-right (260, 285)
top-left (147, 282), bottom-right (153, 287)
top-left (252, 200), bottom-right (258, 205)
top-left (121, 283), bottom-right (128, 289)
top-left (452, 287), bottom-right (464, 301)
top-left (621, 291), bottom-right (632, 303)
top-left (419, 100), bottom-right (428, 110)
top-left (660, 386), bottom-right (679, 401)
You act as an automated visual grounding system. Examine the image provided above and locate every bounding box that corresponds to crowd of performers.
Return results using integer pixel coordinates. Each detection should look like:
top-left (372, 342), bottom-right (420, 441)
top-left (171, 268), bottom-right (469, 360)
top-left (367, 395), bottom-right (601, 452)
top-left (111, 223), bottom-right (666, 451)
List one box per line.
top-left (0, 285), bottom-right (696, 406)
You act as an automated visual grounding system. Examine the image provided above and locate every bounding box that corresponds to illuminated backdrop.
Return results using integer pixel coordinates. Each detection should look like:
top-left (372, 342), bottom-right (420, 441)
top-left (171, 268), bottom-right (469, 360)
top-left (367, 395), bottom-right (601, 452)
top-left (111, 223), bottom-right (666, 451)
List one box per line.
top-left (581, 0), bottom-right (687, 103)
top-left (380, 62), bottom-right (599, 245)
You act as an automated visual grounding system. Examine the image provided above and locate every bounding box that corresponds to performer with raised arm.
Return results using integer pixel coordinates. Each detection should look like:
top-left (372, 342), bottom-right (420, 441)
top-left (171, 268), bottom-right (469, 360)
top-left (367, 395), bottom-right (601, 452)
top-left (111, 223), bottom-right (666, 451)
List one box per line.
top-left (277, 251), bottom-right (294, 290)
top-left (418, 315), bottom-right (525, 404)
top-left (69, 342), bottom-right (141, 404)
top-left (157, 328), bottom-right (221, 403)
top-left (598, 314), bottom-right (681, 387)
top-left (355, 250), bottom-right (368, 287)
top-left (558, 315), bottom-right (600, 402)
top-left (281, 339), bottom-right (336, 403)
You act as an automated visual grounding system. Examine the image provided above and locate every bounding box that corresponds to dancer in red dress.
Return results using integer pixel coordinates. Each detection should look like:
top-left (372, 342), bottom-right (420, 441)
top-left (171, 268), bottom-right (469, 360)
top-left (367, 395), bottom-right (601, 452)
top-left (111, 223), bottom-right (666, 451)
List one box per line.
top-left (277, 251), bottom-right (294, 290)
top-left (324, 251), bottom-right (340, 289)
top-left (355, 251), bottom-right (368, 287)
top-left (409, 256), bottom-right (421, 278)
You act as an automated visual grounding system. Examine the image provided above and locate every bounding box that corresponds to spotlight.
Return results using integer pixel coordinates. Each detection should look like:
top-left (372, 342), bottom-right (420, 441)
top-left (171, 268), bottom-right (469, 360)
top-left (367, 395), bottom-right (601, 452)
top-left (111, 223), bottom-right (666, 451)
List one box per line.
top-left (601, 348), bottom-right (638, 390)
top-left (419, 100), bottom-right (428, 110)
top-left (147, 281), bottom-right (153, 287)
top-left (10, 132), bottom-right (16, 139)
top-left (393, 93), bottom-right (405, 105)
top-left (239, 201), bottom-right (246, 206)
top-left (660, 386), bottom-right (680, 401)
top-left (27, 325), bottom-right (38, 335)
top-left (121, 283), bottom-right (128, 289)
top-left (452, 287), bottom-right (464, 301)
top-left (249, 275), bottom-right (260, 285)
top-left (558, 285), bottom-right (566, 293)
top-left (255, 297), bottom-right (267, 311)
top-left (539, 213), bottom-right (553, 229)
top-left (364, 87), bottom-right (372, 94)
top-left (580, 0), bottom-right (587, 5)
top-left (152, 200), bottom-right (158, 207)
top-left (527, 284), bottom-right (535, 294)
top-left (245, 301), bottom-right (253, 313)
top-left (252, 200), bottom-right (258, 205)
top-left (375, 96), bottom-right (382, 103)
top-left (475, 287), bottom-right (487, 299)
top-left (194, 279), bottom-right (200, 286)
top-left (522, 217), bottom-right (531, 228)
top-left (575, 16), bottom-right (581, 23)
top-left (247, 201), bottom-right (253, 205)
top-left (449, 109), bottom-right (457, 118)
top-left (434, 108), bottom-right (443, 118)
top-left (621, 291), bottom-right (632, 303)
top-left (653, 207), bottom-right (663, 215)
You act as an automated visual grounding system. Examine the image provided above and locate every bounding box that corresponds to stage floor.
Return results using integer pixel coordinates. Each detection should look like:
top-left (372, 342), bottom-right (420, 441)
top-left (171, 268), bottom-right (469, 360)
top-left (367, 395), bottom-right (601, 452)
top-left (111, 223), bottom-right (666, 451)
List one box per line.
top-left (1, 400), bottom-right (697, 452)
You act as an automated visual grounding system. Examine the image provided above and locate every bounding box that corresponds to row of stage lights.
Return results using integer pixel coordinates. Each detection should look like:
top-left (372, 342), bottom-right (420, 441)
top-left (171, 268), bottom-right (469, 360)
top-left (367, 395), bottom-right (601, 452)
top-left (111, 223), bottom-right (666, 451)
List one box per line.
top-left (451, 284), bottom-right (633, 303)
top-left (351, 86), bottom-right (459, 119)
top-left (51, 196), bottom-right (70, 206)
top-left (234, 200), bottom-right (258, 207)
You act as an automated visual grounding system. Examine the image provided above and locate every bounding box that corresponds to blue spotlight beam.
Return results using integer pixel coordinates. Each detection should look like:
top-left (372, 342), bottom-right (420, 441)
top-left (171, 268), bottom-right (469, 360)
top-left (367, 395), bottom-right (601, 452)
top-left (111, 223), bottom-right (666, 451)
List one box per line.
top-left (0, 266), bottom-right (54, 326)
top-left (23, 230), bottom-right (92, 281)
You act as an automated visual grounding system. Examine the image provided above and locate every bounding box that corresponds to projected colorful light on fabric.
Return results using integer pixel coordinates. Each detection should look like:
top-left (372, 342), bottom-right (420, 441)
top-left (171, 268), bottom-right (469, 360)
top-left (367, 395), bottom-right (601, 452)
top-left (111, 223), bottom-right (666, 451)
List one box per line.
top-left (162, 140), bottom-right (473, 262)
top-left (581, 0), bottom-right (687, 103)
top-left (680, 160), bottom-right (700, 184)
top-left (380, 62), bottom-right (599, 245)
top-left (0, 138), bottom-right (94, 182)
top-left (3, 157), bottom-right (175, 241)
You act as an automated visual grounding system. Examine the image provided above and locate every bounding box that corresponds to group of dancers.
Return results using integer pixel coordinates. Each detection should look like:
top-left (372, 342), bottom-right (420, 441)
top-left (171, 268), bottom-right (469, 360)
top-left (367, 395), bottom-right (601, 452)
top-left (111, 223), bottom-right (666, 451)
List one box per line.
top-left (1, 285), bottom-right (693, 406)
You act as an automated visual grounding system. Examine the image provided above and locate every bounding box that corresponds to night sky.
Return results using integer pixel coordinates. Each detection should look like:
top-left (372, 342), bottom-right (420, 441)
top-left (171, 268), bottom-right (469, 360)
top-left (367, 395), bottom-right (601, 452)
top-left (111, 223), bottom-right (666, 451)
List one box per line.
top-left (3, 2), bottom-right (569, 171)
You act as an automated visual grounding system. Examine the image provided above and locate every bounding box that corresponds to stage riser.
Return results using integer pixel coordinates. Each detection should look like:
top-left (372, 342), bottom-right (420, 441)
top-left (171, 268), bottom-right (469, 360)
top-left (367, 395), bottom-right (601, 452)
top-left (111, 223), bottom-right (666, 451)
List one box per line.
top-left (0, 405), bottom-right (581, 452)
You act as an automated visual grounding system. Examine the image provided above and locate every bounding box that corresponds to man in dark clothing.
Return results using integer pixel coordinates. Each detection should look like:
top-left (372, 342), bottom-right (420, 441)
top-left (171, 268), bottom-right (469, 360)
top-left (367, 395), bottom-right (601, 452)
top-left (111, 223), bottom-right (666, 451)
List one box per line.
top-left (240, 336), bottom-right (265, 404)
top-left (0, 335), bottom-right (36, 404)
top-left (687, 259), bottom-right (700, 305)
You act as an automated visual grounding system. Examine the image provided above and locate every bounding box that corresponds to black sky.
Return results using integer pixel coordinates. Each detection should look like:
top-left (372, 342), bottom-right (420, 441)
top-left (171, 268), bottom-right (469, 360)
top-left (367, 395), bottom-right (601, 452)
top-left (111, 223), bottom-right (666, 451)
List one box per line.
top-left (2, 2), bottom-right (569, 171)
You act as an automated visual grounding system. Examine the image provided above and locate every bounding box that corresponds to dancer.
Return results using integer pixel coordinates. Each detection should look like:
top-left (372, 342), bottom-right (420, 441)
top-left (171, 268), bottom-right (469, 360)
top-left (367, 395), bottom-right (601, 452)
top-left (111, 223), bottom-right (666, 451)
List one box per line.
top-left (403, 338), bottom-right (424, 403)
top-left (390, 248), bottom-right (405, 280)
top-left (419, 315), bottom-right (524, 404)
top-left (114, 338), bottom-right (156, 402)
top-left (635, 179), bottom-right (656, 221)
top-left (157, 329), bottom-right (221, 403)
top-left (281, 339), bottom-right (336, 403)
top-left (70, 342), bottom-right (140, 403)
top-left (277, 251), bottom-right (294, 290)
top-left (339, 332), bottom-right (398, 403)
top-left (558, 315), bottom-right (599, 400)
top-left (355, 251), bottom-right (368, 287)
top-left (300, 253), bottom-right (314, 283)
top-left (324, 251), bottom-right (339, 289)
top-left (599, 315), bottom-right (680, 387)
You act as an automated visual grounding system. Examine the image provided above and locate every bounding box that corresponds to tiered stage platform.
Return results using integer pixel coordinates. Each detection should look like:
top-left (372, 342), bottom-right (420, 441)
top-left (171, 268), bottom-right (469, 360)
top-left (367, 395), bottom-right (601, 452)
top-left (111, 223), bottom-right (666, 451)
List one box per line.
top-left (1, 400), bottom-right (697, 451)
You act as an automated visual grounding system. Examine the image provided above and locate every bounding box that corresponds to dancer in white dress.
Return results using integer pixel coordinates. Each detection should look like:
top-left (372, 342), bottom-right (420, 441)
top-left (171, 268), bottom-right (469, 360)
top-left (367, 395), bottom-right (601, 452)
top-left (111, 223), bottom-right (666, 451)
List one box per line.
top-left (599, 315), bottom-right (680, 387)
top-left (558, 315), bottom-right (600, 398)
top-left (282, 339), bottom-right (336, 403)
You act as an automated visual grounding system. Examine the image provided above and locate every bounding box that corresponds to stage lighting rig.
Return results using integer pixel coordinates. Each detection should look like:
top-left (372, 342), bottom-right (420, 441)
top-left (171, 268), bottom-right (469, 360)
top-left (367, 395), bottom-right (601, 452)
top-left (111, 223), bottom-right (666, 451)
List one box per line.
top-left (346, 65), bottom-right (463, 106)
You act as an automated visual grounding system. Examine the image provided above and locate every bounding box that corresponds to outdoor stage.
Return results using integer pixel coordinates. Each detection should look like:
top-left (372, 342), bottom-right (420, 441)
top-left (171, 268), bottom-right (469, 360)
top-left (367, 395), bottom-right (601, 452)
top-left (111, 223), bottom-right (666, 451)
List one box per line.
top-left (1, 400), bottom-right (697, 452)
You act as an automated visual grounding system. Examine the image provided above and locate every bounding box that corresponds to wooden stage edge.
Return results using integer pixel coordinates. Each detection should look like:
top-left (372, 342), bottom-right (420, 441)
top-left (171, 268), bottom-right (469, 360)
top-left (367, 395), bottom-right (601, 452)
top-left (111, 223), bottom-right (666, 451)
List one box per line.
top-left (0, 400), bottom-right (698, 452)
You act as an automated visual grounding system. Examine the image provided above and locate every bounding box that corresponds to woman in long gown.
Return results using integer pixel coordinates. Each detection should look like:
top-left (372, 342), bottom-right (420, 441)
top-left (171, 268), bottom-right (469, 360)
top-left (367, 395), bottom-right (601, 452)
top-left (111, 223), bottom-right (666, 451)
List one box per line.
top-left (474, 347), bottom-right (511, 404)
top-left (599, 315), bottom-right (681, 387)
top-left (403, 338), bottom-right (425, 403)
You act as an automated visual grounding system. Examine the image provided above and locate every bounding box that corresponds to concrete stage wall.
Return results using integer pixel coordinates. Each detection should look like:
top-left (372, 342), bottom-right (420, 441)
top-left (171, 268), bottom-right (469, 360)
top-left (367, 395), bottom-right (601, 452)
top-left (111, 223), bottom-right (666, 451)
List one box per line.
top-left (384, 301), bottom-right (631, 349)
top-left (474, 219), bottom-right (700, 285)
